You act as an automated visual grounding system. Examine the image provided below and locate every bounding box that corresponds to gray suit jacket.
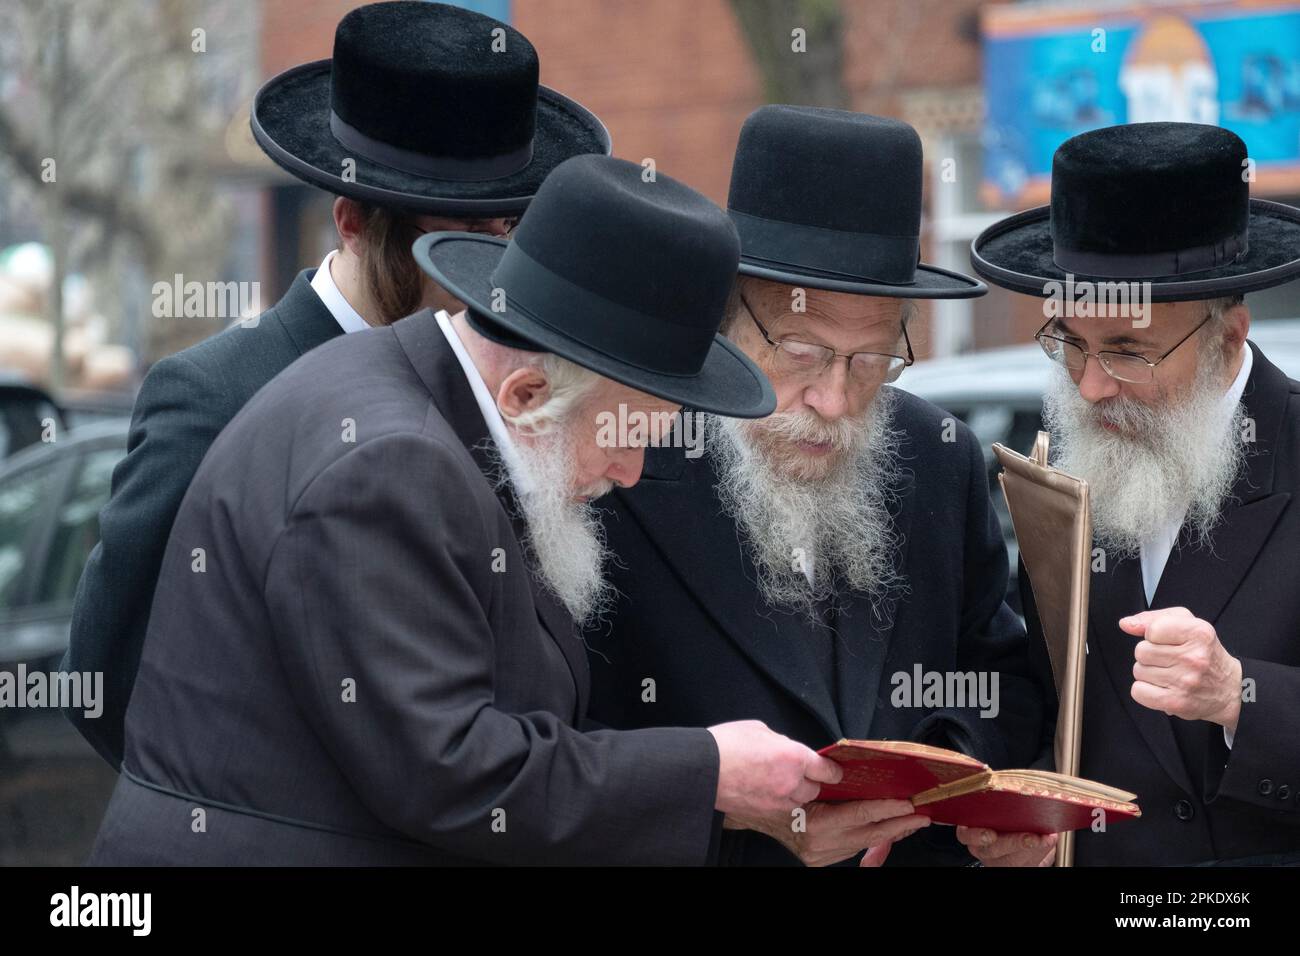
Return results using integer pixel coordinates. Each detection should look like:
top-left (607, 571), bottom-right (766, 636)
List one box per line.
top-left (89, 308), bottom-right (721, 865)
top-left (65, 270), bottom-right (341, 768)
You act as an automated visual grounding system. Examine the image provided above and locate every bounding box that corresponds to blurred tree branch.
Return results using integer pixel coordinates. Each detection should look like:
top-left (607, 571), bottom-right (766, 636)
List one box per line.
top-left (0, 0), bottom-right (253, 376)
top-left (727, 0), bottom-right (848, 108)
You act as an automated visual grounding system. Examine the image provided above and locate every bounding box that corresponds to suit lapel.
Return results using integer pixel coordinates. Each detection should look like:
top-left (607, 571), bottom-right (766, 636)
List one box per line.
top-left (612, 445), bottom-right (851, 742)
top-left (1087, 554), bottom-right (1198, 793)
top-left (391, 310), bottom-right (589, 718)
top-left (1088, 342), bottom-right (1293, 794)
top-left (273, 269), bottom-right (345, 356)
top-left (831, 481), bottom-right (910, 741)
top-left (1148, 342), bottom-right (1293, 623)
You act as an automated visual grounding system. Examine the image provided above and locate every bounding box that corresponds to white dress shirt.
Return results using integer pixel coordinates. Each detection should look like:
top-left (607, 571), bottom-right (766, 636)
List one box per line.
top-left (310, 250), bottom-right (371, 334)
top-left (433, 309), bottom-right (531, 494)
top-left (1137, 343), bottom-right (1252, 748)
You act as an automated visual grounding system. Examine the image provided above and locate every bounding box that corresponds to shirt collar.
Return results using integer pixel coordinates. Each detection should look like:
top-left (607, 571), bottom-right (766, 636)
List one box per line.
top-left (433, 309), bottom-right (532, 494)
top-left (309, 250), bottom-right (370, 335)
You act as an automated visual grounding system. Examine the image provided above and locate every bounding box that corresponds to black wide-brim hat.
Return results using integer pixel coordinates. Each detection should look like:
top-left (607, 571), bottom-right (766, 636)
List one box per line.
top-left (251, 2), bottom-right (610, 217)
top-left (971, 122), bottom-right (1300, 302)
top-left (728, 105), bottom-right (986, 299)
top-left (413, 155), bottom-right (776, 419)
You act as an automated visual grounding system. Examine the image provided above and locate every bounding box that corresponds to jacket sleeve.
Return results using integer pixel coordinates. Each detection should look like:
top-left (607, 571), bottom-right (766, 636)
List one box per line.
top-left (262, 432), bottom-right (721, 865)
top-left (63, 351), bottom-right (229, 769)
top-left (1206, 653), bottom-right (1300, 814)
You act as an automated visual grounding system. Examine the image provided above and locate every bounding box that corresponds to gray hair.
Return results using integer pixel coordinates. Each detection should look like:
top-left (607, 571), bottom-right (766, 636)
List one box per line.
top-left (466, 321), bottom-right (603, 436)
top-left (503, 351), bottom-right (602, 435)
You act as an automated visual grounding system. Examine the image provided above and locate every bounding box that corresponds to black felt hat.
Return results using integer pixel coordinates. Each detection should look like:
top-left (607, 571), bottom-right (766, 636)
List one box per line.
top-left (413, 155), bottom-right (776, 419)
top-left (971, 122), bottom-right (1300, 302)
top-left (250, 1), bottom-right (610, 217)
top-left (726, 105), bottom-right (986, 298)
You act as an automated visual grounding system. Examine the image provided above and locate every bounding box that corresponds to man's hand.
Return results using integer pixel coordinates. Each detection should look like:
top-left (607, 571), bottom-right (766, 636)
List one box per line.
top-left (1119, 607), bottom-right (1243, 734)
top-left (725, 799), bottom-right (930, 867)
top-left (956, 826), bottom-right (1058, 866)
top-left (708, 720), bottom-right (842, 818)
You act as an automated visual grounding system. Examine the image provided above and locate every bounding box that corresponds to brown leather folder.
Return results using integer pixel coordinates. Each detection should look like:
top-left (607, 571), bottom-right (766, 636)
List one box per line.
top-left (993, 432), bottom-right (1092, 867)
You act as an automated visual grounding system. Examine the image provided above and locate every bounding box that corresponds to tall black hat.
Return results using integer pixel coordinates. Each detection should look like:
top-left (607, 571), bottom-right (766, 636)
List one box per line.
top-left (251, 1), bottom-right (610, 217)
top-left (971, 122), bottom-right (1300, 302)
top-left (727, 105), bottom-right (986, 298)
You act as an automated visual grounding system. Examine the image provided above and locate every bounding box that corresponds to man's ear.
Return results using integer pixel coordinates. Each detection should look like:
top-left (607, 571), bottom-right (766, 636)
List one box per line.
top-left (333, 197), bottom-right (366, 258)
top-left (1222, 302), bottom-right (1250, 353)
top-left (497, 366), bottom-right (551, 422)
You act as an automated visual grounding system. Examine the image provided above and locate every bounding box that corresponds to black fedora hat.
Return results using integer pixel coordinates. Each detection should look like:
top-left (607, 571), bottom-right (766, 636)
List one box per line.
top-left (971, 122), bottom-right (1300, 302)
top-left (250, 1), bottom-right (610, 218)
top-left (727, 105), bottom-right (986, 299)
top-left (413, 155), bottom-right (776, 419)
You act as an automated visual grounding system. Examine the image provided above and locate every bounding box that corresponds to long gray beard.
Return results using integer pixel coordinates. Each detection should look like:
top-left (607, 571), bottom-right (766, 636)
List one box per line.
top-left (708, 389), bottom-right (906, 620)
top-left (485, 432), bottom-right (615, 627)
top-left (1041, 349), bottom-right (1247, 561)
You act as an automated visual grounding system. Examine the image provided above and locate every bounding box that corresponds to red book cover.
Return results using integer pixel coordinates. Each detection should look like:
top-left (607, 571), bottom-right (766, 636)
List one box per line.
top-left (816, 739), bottom-right (1141, 835)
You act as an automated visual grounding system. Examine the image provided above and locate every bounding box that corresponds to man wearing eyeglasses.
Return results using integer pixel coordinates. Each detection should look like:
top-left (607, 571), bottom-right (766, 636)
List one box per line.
top-left (584, 107), bottom-right (1049, 866)
top-left (970, 122), bottom-right (1300, 865)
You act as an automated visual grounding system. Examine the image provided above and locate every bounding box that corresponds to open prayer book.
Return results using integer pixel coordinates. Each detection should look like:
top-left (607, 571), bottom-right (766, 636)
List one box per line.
top-left (816, 739), bottom-right (1141, 835)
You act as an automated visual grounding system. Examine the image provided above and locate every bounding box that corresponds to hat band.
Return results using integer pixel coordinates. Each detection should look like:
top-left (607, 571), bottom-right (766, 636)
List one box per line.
top-left (729, 209), bottom-right (919, 285)
top-left (329, 110), bottom-right (534, 183)
top-left (488, 243), bottom-right (717, 376)
top-left (1053, 229), bottom-right (1249, 279)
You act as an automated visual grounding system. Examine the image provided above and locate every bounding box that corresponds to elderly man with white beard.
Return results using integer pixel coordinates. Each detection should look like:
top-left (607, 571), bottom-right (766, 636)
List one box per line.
top-left (90, 155), bottom-right (845, 866)
top-left (585, 107), bottom-right (1049, 867)
top-left (971, 121), bottom-right (1300, 866)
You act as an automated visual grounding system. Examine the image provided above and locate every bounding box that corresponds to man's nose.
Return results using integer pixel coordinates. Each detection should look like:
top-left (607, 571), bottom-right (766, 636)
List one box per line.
top-left (608, 446), bottom-right (646, 489)
top-left (801, 360), bottom-right (851, 420)
top-left (1075, 354), bottom-right (1121, 404)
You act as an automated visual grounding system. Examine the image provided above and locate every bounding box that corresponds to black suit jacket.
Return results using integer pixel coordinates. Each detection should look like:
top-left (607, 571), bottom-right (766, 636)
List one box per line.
top-left (64, 270), bottom-right (341, 767)
top-left (586, 388), bottom-right (1045, 865)
top-left (89, 309), bottom-right (721, 865)
top-left (1023, 341), bottom-right (1300, 865)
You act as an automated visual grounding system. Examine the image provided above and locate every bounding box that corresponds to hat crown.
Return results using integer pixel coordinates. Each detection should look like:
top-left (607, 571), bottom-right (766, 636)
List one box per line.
top-left (725, 106), bottom-right (926, 286)
top-left (330, 1), bottom-right (538, 164)
top-left (727, 105), bottom-right (923, 236)
top-left (507, 155), bottom-right (740, 334)
top-left (1050, 122), bottom-right (1250, 262)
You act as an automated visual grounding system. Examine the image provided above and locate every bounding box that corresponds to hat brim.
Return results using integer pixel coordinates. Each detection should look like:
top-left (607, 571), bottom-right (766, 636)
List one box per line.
top-left (737, 257), bottom-right (987, 298)
top-left (971, 199), bottom-right (1300, 302)
top-left (251, 60), bottom-right (611, 218)
top-left (413, 233), bottom-right (777, 419)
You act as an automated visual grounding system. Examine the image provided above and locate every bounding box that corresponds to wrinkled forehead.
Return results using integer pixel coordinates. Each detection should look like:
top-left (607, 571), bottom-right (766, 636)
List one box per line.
top-left (748, 278), bottom-right (906, 336)
top-left (1049, 299), bottom-right (1211, 350)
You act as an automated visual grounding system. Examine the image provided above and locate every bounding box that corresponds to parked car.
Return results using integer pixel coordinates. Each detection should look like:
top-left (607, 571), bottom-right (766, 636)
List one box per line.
top-left (898, 319), bottom-right (1300, 612)
top-left (0, 379), bottom-right (64, 461)
top-left (0, 418), bottom-right (128, 760)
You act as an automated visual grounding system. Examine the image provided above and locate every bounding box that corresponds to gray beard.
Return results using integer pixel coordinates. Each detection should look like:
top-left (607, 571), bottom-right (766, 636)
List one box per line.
top-left (1041, 350), bottom-right (1247, 562)
top-left (486, 432), bottom-right (615, 627)
top-left (708, 389), bottom-right (906, 620)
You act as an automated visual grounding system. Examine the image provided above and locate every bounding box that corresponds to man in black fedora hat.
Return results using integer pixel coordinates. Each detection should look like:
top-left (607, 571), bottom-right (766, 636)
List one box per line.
top-left (970, 121), bottom-right (1300, 865)
top-left (64, 0), bottom-right (612, 769)
top-left (584, 105), bottom-right (1049, 866)
top-left (89, 153), bottom-right (846, 865)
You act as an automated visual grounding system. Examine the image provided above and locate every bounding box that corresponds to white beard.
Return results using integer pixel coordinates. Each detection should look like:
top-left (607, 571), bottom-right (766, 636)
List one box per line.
top-left (487, 429), bottom-right (615, 627)
top-left (1041, 348), bottom-right (1247, 561)
top-left (709, 388), bottom-right (905, 620)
